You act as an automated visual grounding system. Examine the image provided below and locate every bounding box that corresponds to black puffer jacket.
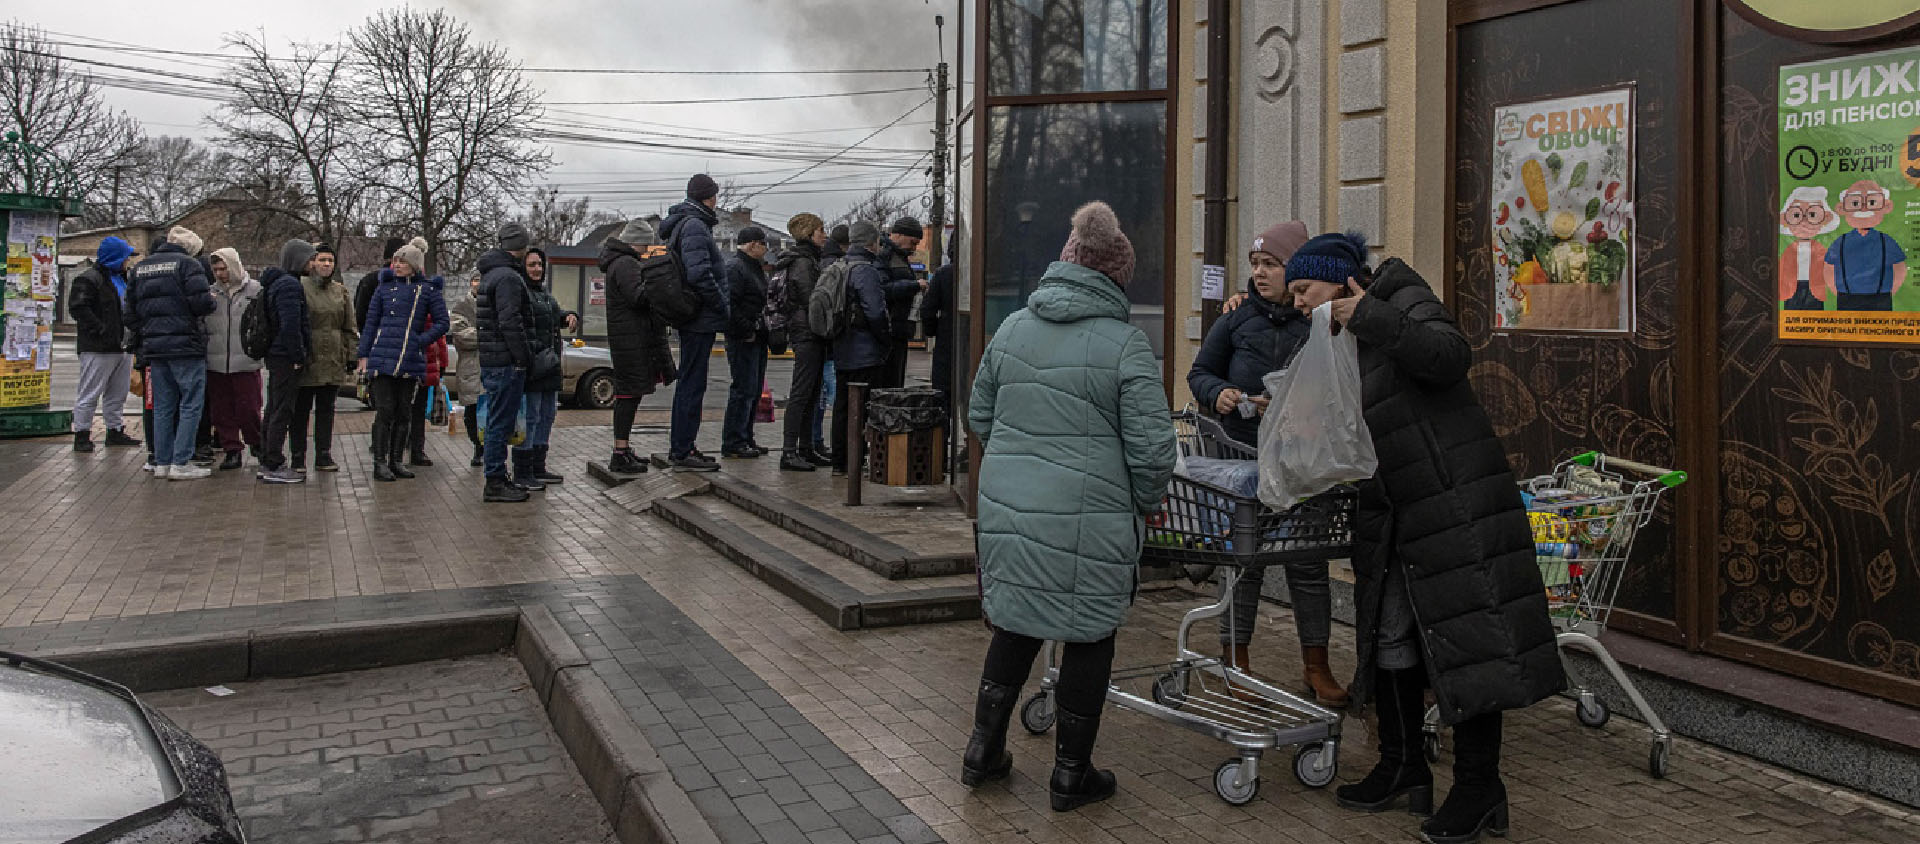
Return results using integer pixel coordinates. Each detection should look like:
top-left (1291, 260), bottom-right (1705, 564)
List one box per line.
top-left (1344, 258), bottom-right (1563, 726)
top-left (125, 243), bottom-right (216, 362)
top-left (474, 249), bottom-right (534, 370)
top-left (725, 250), bottom-right (768, 340)
top-left (875, 240), bottom-right (922, 336)
top-left (69, 262), bottom-right (129, 354)
top-left (770, 241), bottom-right (825, 345)
top-left (600, 240), bottom-right (674, 397)
top-left (1185, 281), bottom-right (1310, 446)
top-left (525, 249), bottom-right (570, 394)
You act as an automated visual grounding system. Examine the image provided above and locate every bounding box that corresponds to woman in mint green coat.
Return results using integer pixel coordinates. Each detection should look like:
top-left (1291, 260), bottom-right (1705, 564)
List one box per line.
top-left (958, 202), bottom-right (1178, 813)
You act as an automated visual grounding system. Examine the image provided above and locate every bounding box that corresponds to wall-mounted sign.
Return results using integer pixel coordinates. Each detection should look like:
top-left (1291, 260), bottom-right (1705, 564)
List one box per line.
top-left (1776, 45), bottom-right (1920, 346)
top-left (1489, 87), bottom-right (1636, 334)
top-left (1727, 1), bottom-right (1920, 44)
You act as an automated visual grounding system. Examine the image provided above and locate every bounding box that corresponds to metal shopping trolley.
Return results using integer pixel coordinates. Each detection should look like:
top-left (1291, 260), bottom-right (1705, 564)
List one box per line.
top-left (1421, 451), bottom-right (1688, 778)
top-left (1016, 409), bottom-right (1355, 806)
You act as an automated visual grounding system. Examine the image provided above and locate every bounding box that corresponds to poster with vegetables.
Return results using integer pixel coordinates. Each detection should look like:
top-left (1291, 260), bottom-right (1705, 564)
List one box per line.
top-left (1490, 87), bottom-right (1635, 333)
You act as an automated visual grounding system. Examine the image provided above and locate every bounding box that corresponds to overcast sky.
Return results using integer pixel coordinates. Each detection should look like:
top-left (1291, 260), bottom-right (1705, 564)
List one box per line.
top-left (19, 0), bottom-right (972, 230)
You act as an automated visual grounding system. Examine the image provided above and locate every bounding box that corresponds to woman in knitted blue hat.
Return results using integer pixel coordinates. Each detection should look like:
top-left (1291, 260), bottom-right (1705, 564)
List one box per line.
top-left (1285, 233), bottom-right (1559, 844)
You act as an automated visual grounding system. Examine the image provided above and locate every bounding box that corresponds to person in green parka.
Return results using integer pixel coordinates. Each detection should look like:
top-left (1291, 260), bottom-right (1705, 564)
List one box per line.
top-left (959, 201), bottom-right (1177, 813)
top-left (293, 243), bottom-right (358, 473)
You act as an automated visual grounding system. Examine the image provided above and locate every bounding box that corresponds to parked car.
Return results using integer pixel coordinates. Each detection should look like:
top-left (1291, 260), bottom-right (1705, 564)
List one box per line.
top-left (560, 341), bottom-right (616, 410)
top-left (1, 651), bottom-right (246, 844)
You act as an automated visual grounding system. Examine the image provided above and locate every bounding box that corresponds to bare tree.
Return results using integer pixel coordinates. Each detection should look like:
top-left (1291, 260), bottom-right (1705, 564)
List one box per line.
top-left (0, 24), bottom-right (142, 214)
top-left (517, 185), bottom-right (619, 248)
top-left (112, 136), bottom-right (236, 223)
top-left (835, 187), bottom-right (914, 228)
top-left (346, 8), bottom-right (550, 274)
top-left (210, 33), bottom-right (361, 247)
top-left (714, 178), bottom-right (748, 212)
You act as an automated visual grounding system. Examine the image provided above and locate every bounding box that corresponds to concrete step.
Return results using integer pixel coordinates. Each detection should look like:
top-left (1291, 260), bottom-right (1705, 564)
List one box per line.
top-left (706, 477), bottom-right (976, 581)
top-left (650, 494), bottom-right (980, 632)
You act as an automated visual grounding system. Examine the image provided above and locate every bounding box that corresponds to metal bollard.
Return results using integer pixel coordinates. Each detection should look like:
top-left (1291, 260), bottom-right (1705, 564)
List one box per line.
top-left (846, 382), bottom-right (867, 506)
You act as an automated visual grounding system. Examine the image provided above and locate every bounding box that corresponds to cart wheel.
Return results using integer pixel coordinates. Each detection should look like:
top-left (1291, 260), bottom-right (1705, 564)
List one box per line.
top-left (1213, 758), bottom-right (1260, 806)
top-left (1421, 730), bottom-right (1442, 763)
top-left (1292, 743), bottom-right (1338, 789)
top-left (1576, 696), bottom-right (1611, 729)
top-left (1019, 693), bottom-right (1055, 735)
top-left (1648, 741), bottom-right (1670, 779)
top-left (1151, 671), bottom-right (1187, 708)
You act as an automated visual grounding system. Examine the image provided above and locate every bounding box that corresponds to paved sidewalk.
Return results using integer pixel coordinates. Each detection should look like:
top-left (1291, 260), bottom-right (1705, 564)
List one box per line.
top-left (0, 425), bottom-right (1915, 844)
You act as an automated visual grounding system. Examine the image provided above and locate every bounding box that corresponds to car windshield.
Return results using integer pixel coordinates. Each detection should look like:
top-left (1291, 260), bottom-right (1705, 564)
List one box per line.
top-left (0, 661), bottom-right (180, 843)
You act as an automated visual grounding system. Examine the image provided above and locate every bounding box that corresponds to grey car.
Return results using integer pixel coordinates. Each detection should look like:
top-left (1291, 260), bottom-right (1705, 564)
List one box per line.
top-left (382, 342), bottom-right (618, 411)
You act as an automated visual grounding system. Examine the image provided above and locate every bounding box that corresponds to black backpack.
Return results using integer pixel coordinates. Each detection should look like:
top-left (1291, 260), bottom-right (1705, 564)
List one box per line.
top-left (240, 285), bottom-right (276, 360)
top-left (638, 224), bottom-right (703, 328)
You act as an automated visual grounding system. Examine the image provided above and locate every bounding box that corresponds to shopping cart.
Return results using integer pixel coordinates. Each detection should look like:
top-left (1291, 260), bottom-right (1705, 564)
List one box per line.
top-left (1421, 451), bottom-right (1688, 778)
top-left (1016, 409), bottom-right (1355, 806)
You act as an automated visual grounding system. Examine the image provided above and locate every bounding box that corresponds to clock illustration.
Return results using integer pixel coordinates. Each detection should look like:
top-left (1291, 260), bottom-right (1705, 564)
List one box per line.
top-left (1786, 145), bottom-right (1819, 181)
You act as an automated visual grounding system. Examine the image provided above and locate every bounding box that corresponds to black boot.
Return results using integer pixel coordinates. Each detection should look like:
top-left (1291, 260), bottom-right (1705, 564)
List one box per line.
top-left (1048, 706), bottom-right (1116, 812)
top-left (104, 429), bottom-right (141, 447)
top-left (1421, 712), bottom-right (1508, 844)
top-left (608, 449), bottom-right (649, 475)
top-left (314, 451), bottom-right (338, 472)
top-left (370, 426), bottom-right (390, 478)
top-left (373, 462), bottom-right (397, 482)
top-left (389, 431), bottom-right (415, 478)
top-left (1336, 667), bottom-right (1434, 815)
top-left (534, 445), bottom-right (564, 484)
top-left (73, 431), bottom-right (94, 453)
top-left (511, 448), bottom-right (546, 491)
top-left (780, 438), bottom-right (817, 472)
top-left (960, 679), bottom-right (1018, 787)
top-left (802, 447), bottom-right (832, 468)
top-left (484, 475), bottom-right (530, 502)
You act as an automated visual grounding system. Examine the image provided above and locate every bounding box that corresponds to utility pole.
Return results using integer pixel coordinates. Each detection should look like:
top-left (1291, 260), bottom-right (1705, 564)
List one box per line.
top-left (928, 15), bottom-right (950, 273)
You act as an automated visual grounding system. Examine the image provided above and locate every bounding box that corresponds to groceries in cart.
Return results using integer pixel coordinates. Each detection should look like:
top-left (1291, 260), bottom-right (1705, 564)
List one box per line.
top-left (1522, 466), bottom-right (1630, 619)
top-left (1256, 303), bottom-right (1379, 510)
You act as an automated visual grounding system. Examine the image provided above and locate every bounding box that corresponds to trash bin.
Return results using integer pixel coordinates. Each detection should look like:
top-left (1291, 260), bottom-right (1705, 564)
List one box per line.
top-left (864, 387), bottom-right (946, 486)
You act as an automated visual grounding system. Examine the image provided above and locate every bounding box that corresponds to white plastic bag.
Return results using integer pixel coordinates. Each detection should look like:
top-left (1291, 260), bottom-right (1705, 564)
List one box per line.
top-left (1257, 302), bottom-right (1378, 508)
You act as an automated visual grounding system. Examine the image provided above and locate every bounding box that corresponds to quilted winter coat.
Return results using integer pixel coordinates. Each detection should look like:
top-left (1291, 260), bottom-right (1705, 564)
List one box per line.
top-left (968, 261), bottom-right (1178, 643)
top-left (356, 270), bottom-right (451, 380)
top-left (1344, 258), bottom-right (1564, 725)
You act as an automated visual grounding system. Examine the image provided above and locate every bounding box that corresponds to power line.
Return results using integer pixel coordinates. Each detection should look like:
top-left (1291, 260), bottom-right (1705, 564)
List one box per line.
top-left (742, 96), bottom-right (934, 203)
top-left (545, 87), bottom-right (926, 107)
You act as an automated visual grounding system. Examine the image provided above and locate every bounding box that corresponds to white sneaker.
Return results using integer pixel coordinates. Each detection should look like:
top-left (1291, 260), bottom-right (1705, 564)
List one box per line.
top-left (169, 464), bottom-right (212, 481)
top-left (151, 464), bottom-right (168, 478)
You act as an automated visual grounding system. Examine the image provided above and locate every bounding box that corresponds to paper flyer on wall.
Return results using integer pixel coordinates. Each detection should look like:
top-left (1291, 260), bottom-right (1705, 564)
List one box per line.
top-left (1776, 45), bottom-right (1920, 345)
top-left (1489, 87), bottom-right (1636, 333)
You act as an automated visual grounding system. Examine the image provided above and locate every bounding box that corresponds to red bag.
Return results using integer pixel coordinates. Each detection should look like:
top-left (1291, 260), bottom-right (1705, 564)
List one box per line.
top-left (755, 382), bottom-right (775, 423)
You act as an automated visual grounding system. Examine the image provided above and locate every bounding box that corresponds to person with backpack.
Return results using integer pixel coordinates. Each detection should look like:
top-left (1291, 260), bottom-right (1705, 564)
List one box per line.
top-left (769, 213), bottom-right (832, 472)
top-left (659, 174), bottom-right (732, 471)
top-left (252, 239), bottom-right (317, 484)
top-left (825, 221), bottom-right (894, 475)
top-left (721, 226), bottom-right (772, 460)
top-left (125, 226), bottom-right (217, 481)
top-left (68, 236), bottom-right (142, 454)
top-left (476, 223), bottom-right (539, 501)
top-left (202, 248), bottom-right (264, 472)
top-left (293, 244), bottom-right (358, 474)
top-left (876, 218), bottom-right (928, 388)
top-left (356, 238), bottom-right (450, 483)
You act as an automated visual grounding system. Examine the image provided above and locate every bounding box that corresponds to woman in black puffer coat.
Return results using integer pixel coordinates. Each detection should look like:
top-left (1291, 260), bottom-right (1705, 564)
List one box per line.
top-left (1286, 233), bottom-right (1560, 844)
top-left (598, 222), bottom-right (675, 474)
top-left (515, 248), bottom-right (576, 486)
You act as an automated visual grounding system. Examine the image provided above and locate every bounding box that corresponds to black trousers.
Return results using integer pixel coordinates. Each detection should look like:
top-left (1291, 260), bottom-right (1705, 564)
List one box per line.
top-left (409, 381), bottom-right (432, 457)
top-left (783, 339), bottom-right (827, 447)
top-left (830, 365), bottom-right (884, 466)
top-left (882, 337), bottom-right (910, 388)
top-left (259, 359), bottom-right (300, 470)
top-left (614, 396), bottom-right (641, 443)
top-left (291, 386), bottom-right (338, 460)
top-left (981, 628), bottom-right (1116, 717)
top-left (465, 402), bottom-right (481, 447)
top-left (368, 375), bottom-right (416, 463)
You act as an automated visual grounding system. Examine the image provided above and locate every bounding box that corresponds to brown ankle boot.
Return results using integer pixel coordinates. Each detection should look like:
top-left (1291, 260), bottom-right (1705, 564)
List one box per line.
top-left (1222, 644), bottom-right (1264, 703)
top-left (1302, 646), bottom-right (1351, 708)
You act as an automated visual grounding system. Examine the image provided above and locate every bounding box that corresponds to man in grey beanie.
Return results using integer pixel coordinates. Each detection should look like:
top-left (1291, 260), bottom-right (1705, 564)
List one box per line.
top-left (826, 221), bottom-right (895, 474)
top-left (474, 221), bottom-right (537, 501)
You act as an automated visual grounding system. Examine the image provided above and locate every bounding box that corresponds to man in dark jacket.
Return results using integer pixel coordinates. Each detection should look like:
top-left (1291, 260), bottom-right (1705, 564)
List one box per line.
top-left (721, 226), bottom-right (771, 460)
top-left (828, 222), bottom-right (894, 475)
top-left (823, 224), bottom-right (849, 264)
top-left (125, 226), bottom-right (216, 479)
top-left (68, 236), bottom-right (142, 453)
top-left (657, 174), bottom-right (731, 471)
top-left (922, 236), bottom-right (957, 413)
top-left (252, 239), bottom-right (317, 484)
top-left (598, 219), bottom-right (673, 475)
top-left (875, 218), bottom-right (928, 388)
top-left (771, 213), bottom-right (831, 471)
top-left (475, 222), bottom-right (537, 502)
top-left (356, 237), bottom-right (406, 328)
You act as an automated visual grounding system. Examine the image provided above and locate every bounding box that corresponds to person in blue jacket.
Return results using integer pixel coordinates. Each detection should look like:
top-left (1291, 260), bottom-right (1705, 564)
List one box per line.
top-left (828, 222), bottom-right (895, 475)
top-left (356, 238), bottom-right (450, 483)
top-left (658, 174), bottom-right (732, 471)
top-left (124, 226), bottom-right (216, 480)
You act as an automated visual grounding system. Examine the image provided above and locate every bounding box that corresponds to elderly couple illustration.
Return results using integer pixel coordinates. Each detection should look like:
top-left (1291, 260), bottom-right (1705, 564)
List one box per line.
top-left (1779, 178), bottom-right (1907, 312)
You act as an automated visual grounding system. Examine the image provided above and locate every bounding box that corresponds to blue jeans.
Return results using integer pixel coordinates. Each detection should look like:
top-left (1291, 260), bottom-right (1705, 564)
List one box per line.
top-left (722, 334), bottom-right (767, 452)
top-left (670, 331), bottom-right (715, 458)
top-left (522, 391), bottom-right (559, 449)
top-left (149, 358), bottom-right (207, 466)
top-left (813, 360), bottom-right (836, 450)
top-left (481, 366), bottom-right (525, 480)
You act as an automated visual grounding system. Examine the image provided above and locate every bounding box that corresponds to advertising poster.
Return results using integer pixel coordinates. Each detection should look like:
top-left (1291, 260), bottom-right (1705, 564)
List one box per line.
top-left (1777, 46), bottom-right (1920, 345)
top-left (1490, 87), bottom-right (1636, 333)
top-left (1, 211), bottom-right (57, 407)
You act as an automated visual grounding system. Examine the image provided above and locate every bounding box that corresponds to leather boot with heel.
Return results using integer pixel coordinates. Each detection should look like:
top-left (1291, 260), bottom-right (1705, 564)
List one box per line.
top-left (959, 679), bottom-right (1017, 787)
top-left (1421, 712), bottom-right (1508, 844)
top-left (388, 436), bottom-right (415, 479)
top-left (1048, 706), bottom-right (1116, 812)
top-left (1302, 645), bottom-right (1351, 707)
top-left (1336, 666), bottom-right (1434, 816)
